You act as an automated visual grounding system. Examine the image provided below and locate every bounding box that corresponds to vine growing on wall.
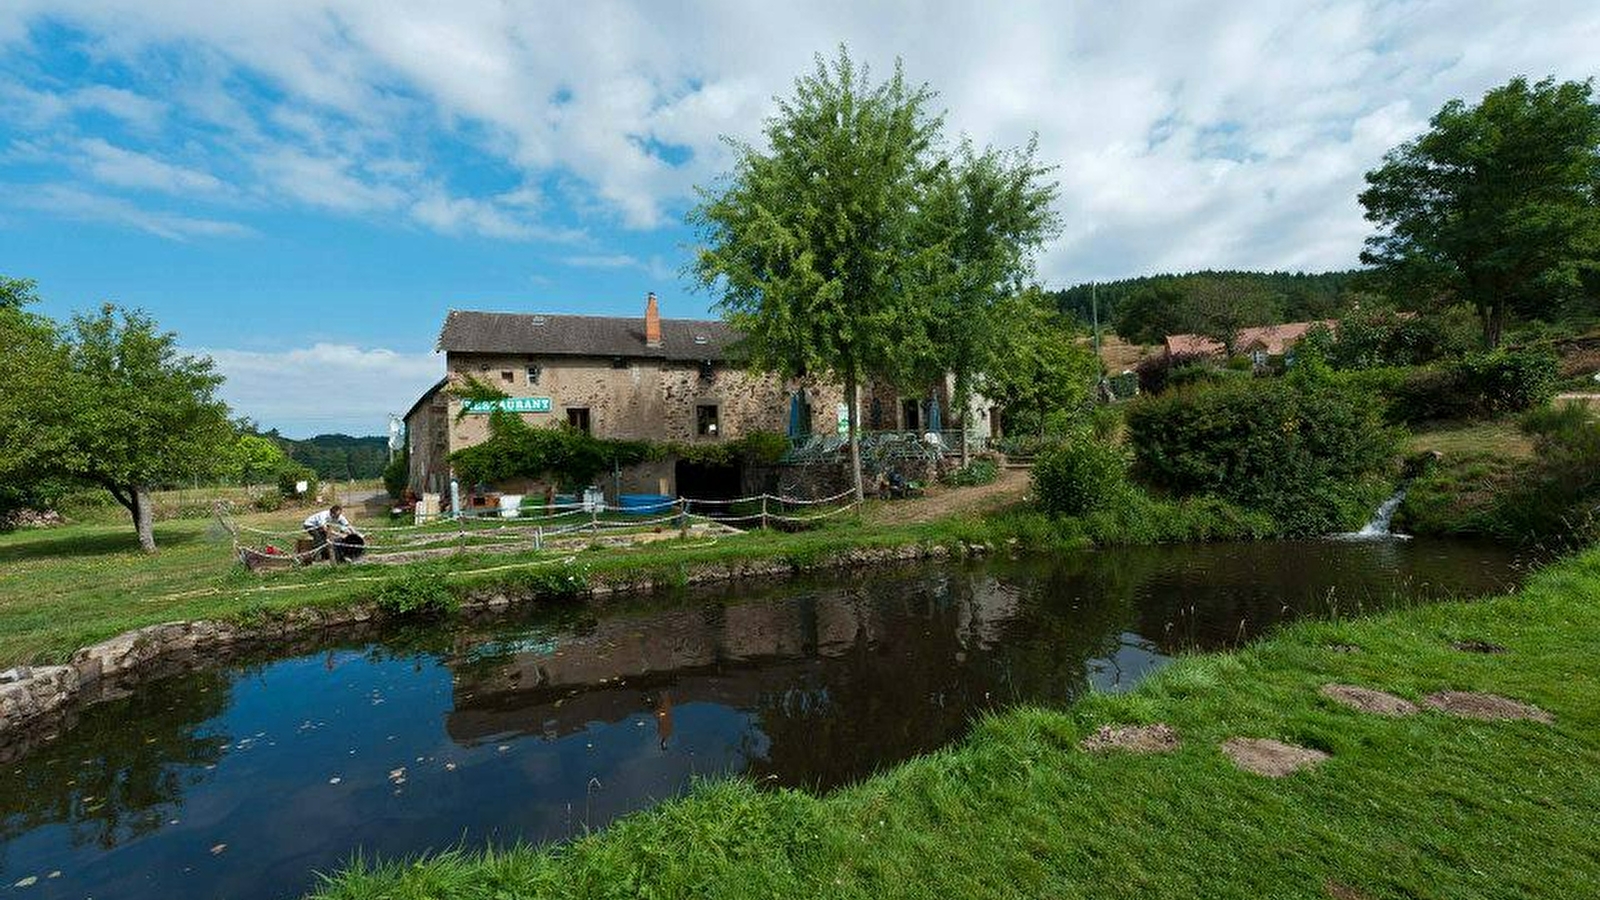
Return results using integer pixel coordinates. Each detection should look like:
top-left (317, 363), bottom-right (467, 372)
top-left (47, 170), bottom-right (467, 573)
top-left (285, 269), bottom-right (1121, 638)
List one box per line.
top-left (445, 374), bottom-right (791, 488)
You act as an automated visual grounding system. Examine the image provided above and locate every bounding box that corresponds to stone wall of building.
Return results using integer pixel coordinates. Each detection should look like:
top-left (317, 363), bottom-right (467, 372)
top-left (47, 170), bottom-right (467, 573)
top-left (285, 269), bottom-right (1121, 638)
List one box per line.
top-left (404, 387), bottom-right (450, 495)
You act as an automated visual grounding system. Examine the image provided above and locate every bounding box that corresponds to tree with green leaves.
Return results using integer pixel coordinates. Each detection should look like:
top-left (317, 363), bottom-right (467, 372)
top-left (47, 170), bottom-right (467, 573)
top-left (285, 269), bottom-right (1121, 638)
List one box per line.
top-left (1361, 76), bottom-right (1600, 348)
top-left (1112, 276), bottom-right (1283, 348)
top-left (691, 48), bottom-right (946, 499)
top-left (915, 138), bottom-right (1060, 463)
top-left (0, 279), bottom-right (71, 523)
top-left (1, 293), bottom-right (235, 550)
top-left (976, 291), bottom-right (1099, 437)
top-left (1, 275), bottom-right (40, 310)
top-left (64, 305), bottom-right (235, 551)
top-left (227, 433), bottom-right (293, 486)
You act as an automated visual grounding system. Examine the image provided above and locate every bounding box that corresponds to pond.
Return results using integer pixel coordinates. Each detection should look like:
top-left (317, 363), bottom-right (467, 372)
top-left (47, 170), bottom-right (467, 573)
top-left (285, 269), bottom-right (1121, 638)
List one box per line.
top-left (0, 538), bottom-right (1532, 899)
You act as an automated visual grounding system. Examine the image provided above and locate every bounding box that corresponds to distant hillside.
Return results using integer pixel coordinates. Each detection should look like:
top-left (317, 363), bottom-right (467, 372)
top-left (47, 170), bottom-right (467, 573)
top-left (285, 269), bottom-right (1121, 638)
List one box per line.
top-left (277, 434), bottom-right (391, 480)
top-left (1048, 270), bottom-right (1370, 338)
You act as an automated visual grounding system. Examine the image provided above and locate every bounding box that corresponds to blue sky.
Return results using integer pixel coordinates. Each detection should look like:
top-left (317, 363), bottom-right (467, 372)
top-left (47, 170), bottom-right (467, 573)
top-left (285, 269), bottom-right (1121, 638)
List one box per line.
top-left (2, 1), bottom-right (1597, 436)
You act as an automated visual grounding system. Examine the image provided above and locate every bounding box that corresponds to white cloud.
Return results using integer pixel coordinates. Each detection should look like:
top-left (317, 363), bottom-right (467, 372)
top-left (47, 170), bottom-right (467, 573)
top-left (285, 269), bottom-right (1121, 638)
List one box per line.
top-left (15, 184), bottom-right (253, 239)
top-left (199, 342), bottom-right (444, 436)
top-left (78, 138), bottom-right (224, 194)
top-left (1, 0), bottom-right (1598, 275)
top-left (562, 252), bottom-right (675, 282)
top-left (562, 254), bottom-right (638, 270)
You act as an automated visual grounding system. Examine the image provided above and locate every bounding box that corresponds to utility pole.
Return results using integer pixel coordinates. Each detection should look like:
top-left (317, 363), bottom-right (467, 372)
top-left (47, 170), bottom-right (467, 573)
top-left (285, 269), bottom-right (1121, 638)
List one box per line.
top-left (1091, 282), bottom-right (1101, 359)
top-left (1091, 282), bottom-right (1108, 402)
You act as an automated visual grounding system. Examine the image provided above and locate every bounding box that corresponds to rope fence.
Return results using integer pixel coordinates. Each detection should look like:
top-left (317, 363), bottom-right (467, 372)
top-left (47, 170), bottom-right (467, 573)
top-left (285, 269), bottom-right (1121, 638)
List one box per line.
top-left (217, 486), bottom-right (864, 572)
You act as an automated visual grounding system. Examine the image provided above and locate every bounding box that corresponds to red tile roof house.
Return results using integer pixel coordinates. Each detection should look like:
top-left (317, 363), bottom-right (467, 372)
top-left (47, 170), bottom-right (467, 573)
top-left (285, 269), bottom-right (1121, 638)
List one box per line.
top-left (1163, 321), bottom-right (1336, 370)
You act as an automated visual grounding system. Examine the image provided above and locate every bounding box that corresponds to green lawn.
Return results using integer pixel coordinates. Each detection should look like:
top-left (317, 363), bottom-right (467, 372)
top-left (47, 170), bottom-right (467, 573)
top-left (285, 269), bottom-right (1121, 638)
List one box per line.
top-left (310, 545), bottom-right (1600, 900)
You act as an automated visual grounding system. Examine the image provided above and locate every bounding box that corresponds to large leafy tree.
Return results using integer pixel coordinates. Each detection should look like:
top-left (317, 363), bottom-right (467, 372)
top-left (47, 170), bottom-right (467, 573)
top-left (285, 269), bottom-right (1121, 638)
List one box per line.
top-left (1361, 76), bottom-right (1600, 348)
top-left (915, 138), bottom-right (1060, 463)
top-left (0, 289), bottom-right (234, 550)
top-left (692, 48), bottom-right (945, 499)
top-left (61, 305), bottom-right (235, 551)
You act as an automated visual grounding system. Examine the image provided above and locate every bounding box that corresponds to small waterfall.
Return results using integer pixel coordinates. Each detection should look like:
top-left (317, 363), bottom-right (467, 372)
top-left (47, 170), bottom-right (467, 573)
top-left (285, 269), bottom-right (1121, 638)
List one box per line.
top-left (1350, 489), bottom-right (1406, 538)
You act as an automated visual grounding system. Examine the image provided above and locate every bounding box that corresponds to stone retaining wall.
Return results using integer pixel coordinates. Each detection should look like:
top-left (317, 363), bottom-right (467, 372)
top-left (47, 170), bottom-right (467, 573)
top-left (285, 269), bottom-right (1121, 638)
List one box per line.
top-left (0, 540), bottom-right (978, 753)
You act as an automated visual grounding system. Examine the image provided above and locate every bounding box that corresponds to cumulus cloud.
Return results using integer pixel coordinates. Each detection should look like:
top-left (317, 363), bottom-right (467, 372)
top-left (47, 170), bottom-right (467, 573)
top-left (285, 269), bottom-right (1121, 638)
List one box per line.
top-left (1, 0), bottom-right (1598, 276)
top-left (198, 343), bottom-right (444, 437)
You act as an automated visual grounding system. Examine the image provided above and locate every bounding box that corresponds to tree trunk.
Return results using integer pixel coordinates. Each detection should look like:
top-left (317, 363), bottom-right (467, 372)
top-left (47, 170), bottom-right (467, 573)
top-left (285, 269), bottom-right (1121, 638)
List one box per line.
top-left (100, 480), bottom-right (156, 553)
top-left (845, 369), bottom-right (863, 502)
top-left (953, 371), bottom-right (970, 468)
top-left (1485, 302), bottom-right (1506, 349)
top-left (133, 486), bottom-right (156, 553)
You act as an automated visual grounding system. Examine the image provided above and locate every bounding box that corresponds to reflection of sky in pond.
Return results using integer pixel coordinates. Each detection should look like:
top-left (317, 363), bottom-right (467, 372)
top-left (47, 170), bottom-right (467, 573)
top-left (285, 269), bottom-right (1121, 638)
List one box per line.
top-left (0, 538), bottom-right (1529, 900)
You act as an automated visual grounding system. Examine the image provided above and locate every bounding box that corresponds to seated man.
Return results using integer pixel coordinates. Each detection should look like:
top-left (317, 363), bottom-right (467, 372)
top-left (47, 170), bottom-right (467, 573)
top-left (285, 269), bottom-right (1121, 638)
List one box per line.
top-left (303, 504), bottom-right (359, 561)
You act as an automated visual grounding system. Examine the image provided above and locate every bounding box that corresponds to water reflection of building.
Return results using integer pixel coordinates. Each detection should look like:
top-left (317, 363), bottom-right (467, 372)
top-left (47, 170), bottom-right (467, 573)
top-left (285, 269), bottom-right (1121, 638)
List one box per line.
top-left (443, 570), bottom-right (1097, 789)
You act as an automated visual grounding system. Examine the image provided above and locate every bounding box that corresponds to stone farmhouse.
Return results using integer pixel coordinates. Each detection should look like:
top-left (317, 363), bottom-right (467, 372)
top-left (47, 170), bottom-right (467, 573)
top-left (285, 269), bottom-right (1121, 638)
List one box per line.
top-left (404, 293), bottom-right (984, 502)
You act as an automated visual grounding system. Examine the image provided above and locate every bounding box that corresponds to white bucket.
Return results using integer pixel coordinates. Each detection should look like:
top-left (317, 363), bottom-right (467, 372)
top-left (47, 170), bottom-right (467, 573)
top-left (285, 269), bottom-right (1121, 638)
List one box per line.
top-left (498, 494), bottom-right (524, 518)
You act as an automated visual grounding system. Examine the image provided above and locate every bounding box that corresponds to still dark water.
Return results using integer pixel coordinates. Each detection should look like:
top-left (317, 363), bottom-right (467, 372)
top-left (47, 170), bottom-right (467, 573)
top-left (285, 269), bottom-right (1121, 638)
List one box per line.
top-left (0, 539), bottom-right (1529, 899)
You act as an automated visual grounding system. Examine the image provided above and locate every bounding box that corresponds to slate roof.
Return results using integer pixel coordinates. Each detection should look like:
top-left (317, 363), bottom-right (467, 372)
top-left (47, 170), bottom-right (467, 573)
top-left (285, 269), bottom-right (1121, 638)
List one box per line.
top-left (437, 310), bottom-right (741, 361)
top-left (402, 377), bottom-right (448, 423)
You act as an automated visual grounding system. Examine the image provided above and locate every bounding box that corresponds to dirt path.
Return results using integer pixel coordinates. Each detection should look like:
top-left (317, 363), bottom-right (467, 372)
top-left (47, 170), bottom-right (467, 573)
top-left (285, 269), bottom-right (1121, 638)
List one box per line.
top-left (863, 466), bottom-right (1031, 525)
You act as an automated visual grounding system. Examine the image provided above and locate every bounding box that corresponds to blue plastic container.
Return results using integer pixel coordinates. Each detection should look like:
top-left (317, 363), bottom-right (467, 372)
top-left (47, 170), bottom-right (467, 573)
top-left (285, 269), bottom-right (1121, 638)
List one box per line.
top-left (617, 493), bottom-right (676, 515)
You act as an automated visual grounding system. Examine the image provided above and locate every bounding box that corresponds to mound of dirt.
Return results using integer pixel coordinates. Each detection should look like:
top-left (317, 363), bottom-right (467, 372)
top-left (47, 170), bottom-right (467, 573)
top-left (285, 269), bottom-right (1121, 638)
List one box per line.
top-left (1450, 639), bottom-right (1507, 654)
top-left (1221, 737), bottom-right (1329, 777)
top-left (1422, 691), bottom-right (1553, 723)
top-left (1079, 723), bottom-right (1180, 754)
top-left (1325, 880), bottom-right (1374, 900)
top-left (1320, 684), bottom-right (1418, 717)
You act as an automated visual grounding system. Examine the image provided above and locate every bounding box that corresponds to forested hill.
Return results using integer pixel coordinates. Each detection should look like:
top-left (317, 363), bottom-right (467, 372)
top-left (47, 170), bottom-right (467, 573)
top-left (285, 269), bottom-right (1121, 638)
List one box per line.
top-left (276, 433), bottom-right (391, 480)
top-left (1048, 270), bottom-right (1368, 340)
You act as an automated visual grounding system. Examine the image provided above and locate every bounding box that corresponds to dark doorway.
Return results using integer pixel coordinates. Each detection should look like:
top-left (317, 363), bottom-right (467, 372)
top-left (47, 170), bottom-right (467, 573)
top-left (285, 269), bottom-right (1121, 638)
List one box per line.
top-left (676, 458), bottom-right (742, 503)
top-left (901, 398), bottom-right (921, 432)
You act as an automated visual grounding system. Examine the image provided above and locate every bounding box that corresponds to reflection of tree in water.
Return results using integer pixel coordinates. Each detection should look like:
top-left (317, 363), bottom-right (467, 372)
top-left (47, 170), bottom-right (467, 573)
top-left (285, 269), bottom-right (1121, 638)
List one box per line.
top-left (744, 565), bottom-right (1134, 791)
top-left (0, 670), bottom-right (230, 852)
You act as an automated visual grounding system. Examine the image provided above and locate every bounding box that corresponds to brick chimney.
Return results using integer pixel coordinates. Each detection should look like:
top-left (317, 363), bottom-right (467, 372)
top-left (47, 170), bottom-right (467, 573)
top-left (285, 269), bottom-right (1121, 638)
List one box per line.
top-left (644, 291), bottom-right (662, 348)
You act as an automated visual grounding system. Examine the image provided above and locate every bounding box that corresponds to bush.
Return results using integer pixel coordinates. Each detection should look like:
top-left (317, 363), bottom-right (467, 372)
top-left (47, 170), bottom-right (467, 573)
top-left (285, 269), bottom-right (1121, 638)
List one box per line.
top-left (1166, 364), bottom-right (1249, 391)
top-left (1458, 347), bottom-right (1559, 413)
top-left (1135, 350), bottom-right (1213, 395)
top-left (1032, 439), bottom-right (1129, 517)
top-left (277, 466), bottom-right (319, 500)
top-left (1308, 307), bottom-right (1478, 370)
top-left (944, 458), bottom-right (999, 487)
top-left (1125, 377), bottom-right (1399, 535)
top-left (372, 572), bottom-right (458, 618)
top-left (382, 450), bottom-right (408, 499)
top-left (1382, 348), bottom-right (1559, 424)
top-left (251, 492), bottom-right (283, 512)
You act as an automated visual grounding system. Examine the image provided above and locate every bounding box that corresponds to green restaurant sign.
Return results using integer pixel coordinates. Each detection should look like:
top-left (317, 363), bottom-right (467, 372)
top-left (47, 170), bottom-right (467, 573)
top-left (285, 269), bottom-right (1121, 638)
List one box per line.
top-left (462, 396), bottom-right (553, 414)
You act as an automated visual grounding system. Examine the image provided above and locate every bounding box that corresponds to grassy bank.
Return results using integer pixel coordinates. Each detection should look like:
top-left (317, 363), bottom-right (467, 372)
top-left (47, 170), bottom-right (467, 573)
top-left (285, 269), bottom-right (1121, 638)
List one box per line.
top-left (0, 509), bottom-right (952, 666)
top-left (0, 482), bottom-right (1286, 668)
top-left (310, 544), bottom-right (1600, 900)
